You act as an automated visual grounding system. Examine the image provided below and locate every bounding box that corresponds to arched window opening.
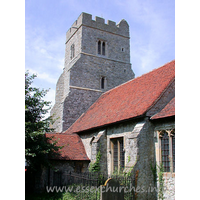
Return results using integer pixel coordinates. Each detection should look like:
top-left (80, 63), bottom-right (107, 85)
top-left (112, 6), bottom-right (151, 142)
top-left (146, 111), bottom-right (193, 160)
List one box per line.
top-left (98, 41), bottom-right (101, 55)
top-left (101, 77), bottom-right (105, 89)
top-left (160, 131), bottom-right (170, 172)
top-left (97, 40), bottom-right (106, 56)
top-left (102, 42), bottom-right (105, 55)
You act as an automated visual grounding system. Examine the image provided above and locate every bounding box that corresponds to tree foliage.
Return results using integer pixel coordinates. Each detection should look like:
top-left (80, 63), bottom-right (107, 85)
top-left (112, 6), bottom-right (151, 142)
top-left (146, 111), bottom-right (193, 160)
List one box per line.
top-left (25, 71), bottom-right (61, 170)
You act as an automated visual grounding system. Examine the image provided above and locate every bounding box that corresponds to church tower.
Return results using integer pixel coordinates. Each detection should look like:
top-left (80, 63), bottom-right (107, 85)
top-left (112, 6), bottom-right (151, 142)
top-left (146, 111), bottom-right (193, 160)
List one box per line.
top-left (51, 12), bottom-right (135, 132)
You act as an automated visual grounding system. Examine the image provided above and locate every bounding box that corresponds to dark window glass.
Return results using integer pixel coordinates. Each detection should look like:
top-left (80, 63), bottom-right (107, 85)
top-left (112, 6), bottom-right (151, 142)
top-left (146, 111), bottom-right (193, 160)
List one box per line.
top-left (98, 41), bottom-right (101, 54)
top-left (113, 140), bottom-right (118, 172)
top-left (161, 131), bottom-right (170, 172)
top-left (119, 138), bottom-right (124, 170)
top-left (101, 77), bottom-right (105, 89)
top-left (102, 42), bottom-right (105, 55)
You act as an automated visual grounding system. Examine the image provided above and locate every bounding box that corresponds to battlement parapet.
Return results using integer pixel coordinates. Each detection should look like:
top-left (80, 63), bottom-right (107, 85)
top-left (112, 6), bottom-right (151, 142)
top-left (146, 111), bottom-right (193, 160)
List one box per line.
top-left (66, 12), bottom-right (129, 42)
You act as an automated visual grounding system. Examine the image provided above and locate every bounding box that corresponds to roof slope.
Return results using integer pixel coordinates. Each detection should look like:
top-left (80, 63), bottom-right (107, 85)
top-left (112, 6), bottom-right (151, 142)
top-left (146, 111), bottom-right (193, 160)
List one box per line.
top-left (151, 97), bottom-right (175, 120)
top-left (46, 133), bottom-right (90, 161)
top-left (64, 60), bottom-right (175, 134)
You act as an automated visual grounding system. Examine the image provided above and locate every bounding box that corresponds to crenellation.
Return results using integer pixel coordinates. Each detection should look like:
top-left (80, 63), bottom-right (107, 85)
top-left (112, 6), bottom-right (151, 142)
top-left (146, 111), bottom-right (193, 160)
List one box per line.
top-left (81, 12), bottom-right (92, 24)
top-left (95, 16), bottom-right (105, 24)
top-left (66, 12), bottom-right (129, 43)
top-left (107, 20), bottom-right (116, 26)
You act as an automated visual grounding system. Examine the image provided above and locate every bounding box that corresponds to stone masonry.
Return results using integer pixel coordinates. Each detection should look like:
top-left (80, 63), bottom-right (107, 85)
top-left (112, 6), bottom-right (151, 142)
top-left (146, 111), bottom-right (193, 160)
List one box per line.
top-left (50, 12), bottom-right (135, 132)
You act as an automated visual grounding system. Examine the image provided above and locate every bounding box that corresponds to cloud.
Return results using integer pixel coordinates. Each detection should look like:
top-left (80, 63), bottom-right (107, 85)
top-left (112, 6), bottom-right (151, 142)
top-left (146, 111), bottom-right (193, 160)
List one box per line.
top-left (120, 0), bottom-right (175, 76)
top-left (28, 69), bottom-right (57, 85)
top-left (44, 88), bottom-right (55, 107)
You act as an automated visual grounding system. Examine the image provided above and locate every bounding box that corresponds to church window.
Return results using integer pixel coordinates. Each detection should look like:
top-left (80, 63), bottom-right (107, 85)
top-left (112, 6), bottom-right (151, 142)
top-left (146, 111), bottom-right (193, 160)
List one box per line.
top-left (111, 137), bottom-right (124, 173)
top-left (102, 42), bottom-right (105, 55)
top-left (98, 41), bottom-right (101, 55)
top-left (159, 129), bottom-right (175, 173)
top-left (97, 40), bottom-right (106, 56)
top-left (100, 77), bottom-right (106, 90)
top-left (160, 131), bottom-right (170, 172)
top-left (70, 44), bottom-right (75, 59)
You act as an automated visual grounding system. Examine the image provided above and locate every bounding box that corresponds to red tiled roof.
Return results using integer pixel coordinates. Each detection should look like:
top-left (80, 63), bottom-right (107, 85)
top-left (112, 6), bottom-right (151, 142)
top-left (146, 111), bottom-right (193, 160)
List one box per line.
top-left (45, 133), bottom-right (90, 161)
top-left (151, 97), bottom-right (175, 120)
top-left (64, 60), bottom-right (175, 134)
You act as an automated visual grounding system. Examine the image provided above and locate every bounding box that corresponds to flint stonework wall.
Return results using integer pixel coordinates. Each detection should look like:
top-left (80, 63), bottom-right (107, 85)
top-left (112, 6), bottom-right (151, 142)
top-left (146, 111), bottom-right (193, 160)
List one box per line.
top-left (62, 88), bottom-right (102, 131)
top-left (51, 13), bottom-right (135, 132)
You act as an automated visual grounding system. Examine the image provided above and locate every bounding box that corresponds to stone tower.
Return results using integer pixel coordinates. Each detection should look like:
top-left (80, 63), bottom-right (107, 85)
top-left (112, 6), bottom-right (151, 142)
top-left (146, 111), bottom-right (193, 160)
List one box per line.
top-left (50, 12), bottom-right (135, 132)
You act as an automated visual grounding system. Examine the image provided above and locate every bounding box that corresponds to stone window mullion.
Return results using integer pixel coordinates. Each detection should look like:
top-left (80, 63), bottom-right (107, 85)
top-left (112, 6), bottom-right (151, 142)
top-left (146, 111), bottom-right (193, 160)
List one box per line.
top-left (167, 130), bottom-right (173, 173)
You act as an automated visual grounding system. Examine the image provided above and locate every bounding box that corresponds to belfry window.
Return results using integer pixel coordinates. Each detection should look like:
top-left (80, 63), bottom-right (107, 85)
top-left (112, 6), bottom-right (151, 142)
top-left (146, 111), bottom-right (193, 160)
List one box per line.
top-left (98, 41), bottom-right (101, 55)
top-left (102, 42), bottom-right (105, 55)
top-left (97, 40), bottom-right (106, 56)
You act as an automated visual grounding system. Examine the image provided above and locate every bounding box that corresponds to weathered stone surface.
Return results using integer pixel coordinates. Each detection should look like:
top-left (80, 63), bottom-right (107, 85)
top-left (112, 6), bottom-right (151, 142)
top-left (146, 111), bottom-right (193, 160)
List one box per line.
top-left (50, 12), bottom-right (135, 132)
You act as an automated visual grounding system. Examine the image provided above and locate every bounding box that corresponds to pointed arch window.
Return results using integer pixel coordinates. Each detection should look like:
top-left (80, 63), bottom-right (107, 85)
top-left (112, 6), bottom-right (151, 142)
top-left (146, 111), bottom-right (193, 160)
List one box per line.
top-left (102, 42), bottom-right (105, 55)
top-left (98, 41), bottom-right (101, 55)
top-left (97, 40), bottom-right (106, 56)
top-left (158, 129), bottom-right (175, 173)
